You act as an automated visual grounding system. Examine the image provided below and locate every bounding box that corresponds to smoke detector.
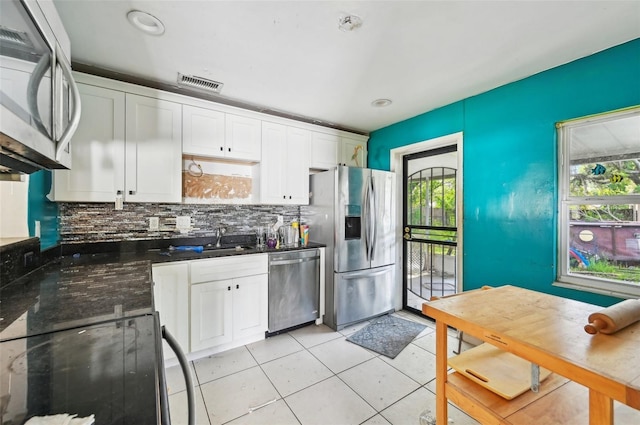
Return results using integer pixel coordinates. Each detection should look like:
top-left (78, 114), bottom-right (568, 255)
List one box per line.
top-left (338, 14), bottom-right (363, 32)
top-left (177, 73), bottom-right (224, 94)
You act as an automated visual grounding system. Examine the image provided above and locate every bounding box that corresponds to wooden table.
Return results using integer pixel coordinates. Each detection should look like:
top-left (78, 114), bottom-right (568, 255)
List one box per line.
top-left (422, 285), bottom-right (640, 424)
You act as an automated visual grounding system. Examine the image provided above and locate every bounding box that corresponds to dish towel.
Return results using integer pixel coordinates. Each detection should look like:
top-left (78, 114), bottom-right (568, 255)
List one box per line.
top-left (25, 414), bottom-right (95, 425)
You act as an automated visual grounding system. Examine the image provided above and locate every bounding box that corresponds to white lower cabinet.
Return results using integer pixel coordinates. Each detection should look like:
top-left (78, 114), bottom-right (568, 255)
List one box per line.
top-left (152, 262), bottom-right (190, 361)
top-left (190, 279), bottom-right (233, 351)
top-left (151, 254), bottom-right (269, 358)
top-left (190, 272), bottom-right (268, 352)
top-left (232, 274), bottom-right (269, 340)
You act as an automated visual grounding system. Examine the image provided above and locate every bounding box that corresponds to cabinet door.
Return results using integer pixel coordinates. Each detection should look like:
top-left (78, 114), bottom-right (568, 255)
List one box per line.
top-left (310, 132), bottom-right (338, 170)
top-left (286, 126), bottom-right (311, 204)
top-left (182, 104), bottom-right (225, 158)
top-left (125, 94), bottom-right (182, 203)
top-left (152, 263), bottom-right (190, 359)
top-left (53, 84), bottom-right (125, 202)
top-left (340, 136), bottom-right (367, 168)
top-left (191, 280), bottom-right (233, 351)
top-left (232, 274), bottom-right (268, 340)
top-left (259, 121), bottom-right (287, 204)
top-left (225, 114), bottom-right (261, 161)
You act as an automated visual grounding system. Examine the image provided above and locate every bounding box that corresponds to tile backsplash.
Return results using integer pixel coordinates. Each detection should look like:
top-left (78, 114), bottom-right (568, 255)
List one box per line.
top-left (59, 203), bottom-right (300, 244)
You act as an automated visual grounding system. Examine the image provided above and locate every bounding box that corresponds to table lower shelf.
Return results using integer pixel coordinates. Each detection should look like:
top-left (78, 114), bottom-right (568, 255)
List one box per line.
top-left (446, 372), bottom-right (640, 424)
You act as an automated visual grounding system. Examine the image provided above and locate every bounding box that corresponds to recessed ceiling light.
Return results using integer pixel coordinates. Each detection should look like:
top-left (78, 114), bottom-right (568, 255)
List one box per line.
top-left (371, 99), bottom-right (392, 107)
top-left (127, 10), bottom-right (165, 36)
top-left (338, 14), bottom-right (363, 32)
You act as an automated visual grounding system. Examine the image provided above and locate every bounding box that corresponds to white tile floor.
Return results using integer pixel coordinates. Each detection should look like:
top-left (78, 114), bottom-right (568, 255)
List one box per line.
top-left (165, 311), bottom-right (479, 425)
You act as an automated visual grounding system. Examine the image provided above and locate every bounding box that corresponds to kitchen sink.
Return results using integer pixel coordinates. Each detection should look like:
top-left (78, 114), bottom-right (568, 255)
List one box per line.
top-left (203, 245), bottom-right (254, 252)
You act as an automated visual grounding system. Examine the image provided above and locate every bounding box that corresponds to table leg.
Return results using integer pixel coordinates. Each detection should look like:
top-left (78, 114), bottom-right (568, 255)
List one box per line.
top-left (435, 320), bottom-right (448, 425)
top-left (589, 389), bottom-right (613, 425)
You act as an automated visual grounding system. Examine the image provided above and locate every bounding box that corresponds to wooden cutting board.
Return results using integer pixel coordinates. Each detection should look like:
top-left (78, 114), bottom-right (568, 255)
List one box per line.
top-left (448, 343), bottom-right (552, 400)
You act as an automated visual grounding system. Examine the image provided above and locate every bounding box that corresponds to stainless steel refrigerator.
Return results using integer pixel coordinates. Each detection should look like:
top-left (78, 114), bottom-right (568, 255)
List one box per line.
top-left (308, 166), bottom-right (396, 330)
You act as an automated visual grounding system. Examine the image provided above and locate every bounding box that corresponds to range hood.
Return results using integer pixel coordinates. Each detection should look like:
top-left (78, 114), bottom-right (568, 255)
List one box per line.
top-left (0, 134), bottom-right (56, 180)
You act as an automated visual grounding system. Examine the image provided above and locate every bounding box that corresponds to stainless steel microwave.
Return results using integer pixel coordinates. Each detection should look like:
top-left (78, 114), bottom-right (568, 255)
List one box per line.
top-left (0, 0), bottom-right (81, 178)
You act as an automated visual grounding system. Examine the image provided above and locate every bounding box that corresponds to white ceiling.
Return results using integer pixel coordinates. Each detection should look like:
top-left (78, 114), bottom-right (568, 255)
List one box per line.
top-left (52, 0), bottom-right (640, 134)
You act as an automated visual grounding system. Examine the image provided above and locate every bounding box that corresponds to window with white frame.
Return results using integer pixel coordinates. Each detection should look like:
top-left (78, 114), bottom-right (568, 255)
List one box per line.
top-left (556, 106), bottom-right (640, 298)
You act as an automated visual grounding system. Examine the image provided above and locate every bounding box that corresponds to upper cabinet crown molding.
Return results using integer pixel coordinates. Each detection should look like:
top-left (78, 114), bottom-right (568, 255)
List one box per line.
top-left (56, 72), bottom-right (369, 205)
top-left (72, 72), bottom-right (369, 140)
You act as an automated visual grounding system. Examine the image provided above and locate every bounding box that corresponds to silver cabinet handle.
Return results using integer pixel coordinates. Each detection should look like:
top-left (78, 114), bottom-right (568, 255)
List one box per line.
top-left (55, 49), bottom-right (81, 161)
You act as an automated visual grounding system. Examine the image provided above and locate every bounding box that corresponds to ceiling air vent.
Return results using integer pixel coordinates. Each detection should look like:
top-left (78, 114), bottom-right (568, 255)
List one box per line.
top-left (177, 73), bottom-right (223, 94)
top-left (0, 26), bottom-right (34, 49)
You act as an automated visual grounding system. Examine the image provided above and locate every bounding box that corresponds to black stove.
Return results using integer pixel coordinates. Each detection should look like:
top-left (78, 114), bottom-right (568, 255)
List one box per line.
top-left (0, 253), bottom-right (165, 424)
top-left (0, 315), bottom-right (162, 424)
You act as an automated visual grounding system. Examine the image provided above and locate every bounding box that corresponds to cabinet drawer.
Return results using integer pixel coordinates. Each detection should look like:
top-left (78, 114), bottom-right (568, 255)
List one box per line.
top-left (191, 254), bottom-right (268, 283)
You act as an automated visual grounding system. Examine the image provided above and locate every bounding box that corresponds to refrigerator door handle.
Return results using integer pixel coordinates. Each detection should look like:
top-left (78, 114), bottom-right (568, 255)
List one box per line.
top-left (363, 176), bottom-right (371, 261)
top-left (369, 176), bottom-right (377, 261)
top-left (341, 268), bottom-right (391, 279)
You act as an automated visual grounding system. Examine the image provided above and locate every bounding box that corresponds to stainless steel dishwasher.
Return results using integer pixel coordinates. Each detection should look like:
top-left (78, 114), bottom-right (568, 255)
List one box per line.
top-left (268, 249), bottom-right (320, 333)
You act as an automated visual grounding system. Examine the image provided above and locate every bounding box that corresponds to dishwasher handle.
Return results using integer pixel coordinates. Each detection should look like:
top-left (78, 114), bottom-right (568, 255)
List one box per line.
top-left (270, 256), bottom-right (320, 266)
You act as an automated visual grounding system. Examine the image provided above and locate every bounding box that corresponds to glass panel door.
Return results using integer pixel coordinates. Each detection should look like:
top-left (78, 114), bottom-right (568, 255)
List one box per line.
top-left (403, 145), bottom-right (458, 312)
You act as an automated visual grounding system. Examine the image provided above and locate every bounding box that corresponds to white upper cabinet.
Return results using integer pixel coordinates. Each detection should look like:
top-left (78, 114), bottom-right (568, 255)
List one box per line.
top-left (182, 104), bottom-right (225, 157)
top-left (125, 94), bottom-right (182, 203)
top-left (182, 106), bottom-right (261, 162)
top-left (286, 126), bottom-right (312, 203)
top-left (310, 132), bottom-right (339, 170)
top-left (257, 122), bottom-right (310, 204)
top-left (339, 136), bottom-right (368, 168)
top-left (225, 114), bottom-right (261, 162)
top-left (53, 86), bottom-right (182, 203)
top-left (53, 84), bottom-right (125, 202)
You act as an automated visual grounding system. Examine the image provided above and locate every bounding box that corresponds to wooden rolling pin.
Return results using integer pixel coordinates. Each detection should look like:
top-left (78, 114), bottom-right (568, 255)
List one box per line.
top-left (584, 299), bottom-right (640, 334)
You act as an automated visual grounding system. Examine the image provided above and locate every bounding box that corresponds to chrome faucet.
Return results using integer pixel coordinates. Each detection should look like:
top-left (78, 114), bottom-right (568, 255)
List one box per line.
top-left (215, 227), bottom-right (226, 248)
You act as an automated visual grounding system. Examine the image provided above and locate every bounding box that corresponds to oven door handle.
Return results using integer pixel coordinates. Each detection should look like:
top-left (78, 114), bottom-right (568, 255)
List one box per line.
top-left (162, 326), bottom-right (195, 425)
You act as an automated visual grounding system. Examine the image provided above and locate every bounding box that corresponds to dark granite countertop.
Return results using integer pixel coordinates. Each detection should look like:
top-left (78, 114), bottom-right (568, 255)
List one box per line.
top-left (0, 235), bottom-right (324, 424)
top-left (0, 235), bottom-right (325, 342)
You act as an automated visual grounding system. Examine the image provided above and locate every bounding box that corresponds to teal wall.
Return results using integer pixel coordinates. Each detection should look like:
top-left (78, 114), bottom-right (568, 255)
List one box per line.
top-left (368, 38), bottom-right (640, 307)
top-left (28, 170), bottom-right (58, 249)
